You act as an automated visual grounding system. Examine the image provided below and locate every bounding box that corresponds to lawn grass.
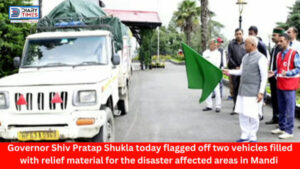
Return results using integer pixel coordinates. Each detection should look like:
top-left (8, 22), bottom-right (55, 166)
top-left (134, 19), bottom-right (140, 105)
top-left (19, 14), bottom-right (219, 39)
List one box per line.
top-left (170, 58), bottom-right (185, 64)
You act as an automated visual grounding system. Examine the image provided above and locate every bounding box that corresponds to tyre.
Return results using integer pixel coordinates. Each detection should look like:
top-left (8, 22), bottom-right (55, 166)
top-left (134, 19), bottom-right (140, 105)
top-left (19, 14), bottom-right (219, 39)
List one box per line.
top-left (91, 107), bottom-right (115, 142)
top-left (118, 94), bottom-right (129, 115)
top-left (118, 87), bottom-right (129, 115)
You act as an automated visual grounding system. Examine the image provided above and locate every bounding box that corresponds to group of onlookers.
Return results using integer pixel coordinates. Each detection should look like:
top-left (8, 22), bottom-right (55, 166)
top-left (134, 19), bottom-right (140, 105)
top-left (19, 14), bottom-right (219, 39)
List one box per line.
top-left (201, 25), bottom-right (300, 142)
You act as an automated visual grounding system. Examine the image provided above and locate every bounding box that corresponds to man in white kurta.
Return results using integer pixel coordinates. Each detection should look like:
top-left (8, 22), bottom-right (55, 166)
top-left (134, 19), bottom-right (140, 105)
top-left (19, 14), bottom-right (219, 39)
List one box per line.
top-left (202, 40), bottom-right (222, 112)
top-left (223, 36), bottom-right (268, 142)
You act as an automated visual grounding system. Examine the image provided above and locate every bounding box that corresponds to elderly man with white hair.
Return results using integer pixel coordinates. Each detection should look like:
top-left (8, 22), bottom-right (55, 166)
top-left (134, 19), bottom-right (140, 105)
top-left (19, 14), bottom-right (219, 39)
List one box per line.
top-left (223, 36), bottom-right (268, 142)
top-left (202, 39), bottom-right (223, 113)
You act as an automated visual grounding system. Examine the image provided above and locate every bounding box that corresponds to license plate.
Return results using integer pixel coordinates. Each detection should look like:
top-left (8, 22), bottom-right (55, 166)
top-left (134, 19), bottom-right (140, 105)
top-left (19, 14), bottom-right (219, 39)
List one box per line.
top-left (17, 130), bottom-right (59, 141)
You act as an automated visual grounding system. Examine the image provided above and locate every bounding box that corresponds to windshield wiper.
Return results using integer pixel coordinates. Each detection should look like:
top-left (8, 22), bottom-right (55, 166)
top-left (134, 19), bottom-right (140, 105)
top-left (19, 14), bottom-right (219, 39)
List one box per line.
top-left (42, 63), bottom-right (72, 67)
top-left (73, 61), bottom-right (106, 67)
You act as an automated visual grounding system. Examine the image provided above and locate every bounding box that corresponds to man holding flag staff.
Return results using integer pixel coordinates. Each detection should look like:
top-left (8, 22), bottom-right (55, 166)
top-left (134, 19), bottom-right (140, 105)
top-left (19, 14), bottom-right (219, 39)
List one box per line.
top-left (223, 36), bottom-right (268, 142)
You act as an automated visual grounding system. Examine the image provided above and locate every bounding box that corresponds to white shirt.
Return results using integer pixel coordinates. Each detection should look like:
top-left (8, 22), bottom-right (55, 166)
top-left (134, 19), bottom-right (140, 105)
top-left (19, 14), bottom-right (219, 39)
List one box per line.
top-left (290, 39), bottom-right (300, 54)
top-left (202, 49), bottom-right (221, 67)
top-left (229, 51), bottom-right (268, 94)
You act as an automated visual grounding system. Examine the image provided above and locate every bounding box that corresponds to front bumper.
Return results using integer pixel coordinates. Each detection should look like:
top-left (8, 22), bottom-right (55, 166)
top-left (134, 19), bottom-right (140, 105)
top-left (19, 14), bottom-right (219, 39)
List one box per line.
top-left (0, 110), bottom-right (107, 141)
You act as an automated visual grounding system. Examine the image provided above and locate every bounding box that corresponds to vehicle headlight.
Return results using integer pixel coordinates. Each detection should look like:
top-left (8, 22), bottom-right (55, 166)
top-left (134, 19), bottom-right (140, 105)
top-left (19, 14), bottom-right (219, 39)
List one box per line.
top-left (0, 92), bottom-right (9, 109)
top-left (74, 90), bottom-right (97, 106)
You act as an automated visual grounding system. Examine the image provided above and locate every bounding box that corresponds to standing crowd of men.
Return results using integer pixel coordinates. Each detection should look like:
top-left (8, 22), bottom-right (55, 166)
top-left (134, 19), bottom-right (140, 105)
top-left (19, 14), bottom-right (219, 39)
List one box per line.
top-left (201, 25), bottom-right (300, 142)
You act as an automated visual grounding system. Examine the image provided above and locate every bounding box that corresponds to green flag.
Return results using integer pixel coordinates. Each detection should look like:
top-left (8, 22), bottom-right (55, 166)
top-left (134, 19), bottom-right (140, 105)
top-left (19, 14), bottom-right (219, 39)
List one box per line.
top-left (182, 43), bottom-right (223, 103)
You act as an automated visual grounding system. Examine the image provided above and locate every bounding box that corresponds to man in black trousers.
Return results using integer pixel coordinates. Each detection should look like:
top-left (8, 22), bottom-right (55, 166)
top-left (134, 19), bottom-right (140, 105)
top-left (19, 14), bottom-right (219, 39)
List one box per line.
top-left (227, 28), bottom-right (247, 115)
top-left (266, 27), bottom-right (285, 124)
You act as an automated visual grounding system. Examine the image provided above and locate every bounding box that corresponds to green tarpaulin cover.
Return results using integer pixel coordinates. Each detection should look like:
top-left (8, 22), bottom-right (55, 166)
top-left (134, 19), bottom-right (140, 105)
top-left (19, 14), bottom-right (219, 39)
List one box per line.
top-left (182, 43), bottom-right (223, 103)
top-left (37, 0), bottom-right (130, 51)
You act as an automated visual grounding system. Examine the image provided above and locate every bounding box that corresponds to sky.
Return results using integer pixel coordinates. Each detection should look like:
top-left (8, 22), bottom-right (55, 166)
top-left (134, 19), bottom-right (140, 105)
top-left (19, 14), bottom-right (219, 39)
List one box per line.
top-left (34, 0), bottom-right (297, 44)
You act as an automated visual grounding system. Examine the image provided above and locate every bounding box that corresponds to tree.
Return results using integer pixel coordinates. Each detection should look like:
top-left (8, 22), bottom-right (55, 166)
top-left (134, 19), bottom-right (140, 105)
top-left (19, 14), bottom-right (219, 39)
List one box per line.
top-left (277, 1), bottom-right (300, 39)
top-left (39, 0), bottom-right (42, 18)
top-left (200, 0), bottom-right (209, 53)
top-left (0, 0), bottom-right (34, 77)
top-left (151, 26), bottom-right (174, 56)
top-left (168, 16), bottom-right (186, 55)
top-left (207, 11), bottom-right (224, 41)
top-left (139, 29), bottom-right (154, 69)
top-left (174, 0), bottom-right (200, 46)
top-left (171, 7), bottom-right (224, 53)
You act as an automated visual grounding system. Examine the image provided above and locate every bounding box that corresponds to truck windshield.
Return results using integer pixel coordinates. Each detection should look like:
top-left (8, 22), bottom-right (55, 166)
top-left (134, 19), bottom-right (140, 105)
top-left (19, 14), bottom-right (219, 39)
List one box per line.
top-left (22, 36), bottom-right (108, 68)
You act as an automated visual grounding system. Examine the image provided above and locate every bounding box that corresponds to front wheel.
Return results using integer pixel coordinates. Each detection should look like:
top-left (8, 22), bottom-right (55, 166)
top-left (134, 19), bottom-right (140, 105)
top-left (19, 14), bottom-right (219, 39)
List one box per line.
top-left (91, 107), bottom-right (115, 142)
top-left (118, 86), bottom-right (129, 115)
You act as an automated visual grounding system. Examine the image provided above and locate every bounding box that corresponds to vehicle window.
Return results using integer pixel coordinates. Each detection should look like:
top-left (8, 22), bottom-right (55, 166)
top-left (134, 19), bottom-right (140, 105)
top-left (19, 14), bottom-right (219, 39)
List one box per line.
top-left (22, 36), bottom-right (108, 67)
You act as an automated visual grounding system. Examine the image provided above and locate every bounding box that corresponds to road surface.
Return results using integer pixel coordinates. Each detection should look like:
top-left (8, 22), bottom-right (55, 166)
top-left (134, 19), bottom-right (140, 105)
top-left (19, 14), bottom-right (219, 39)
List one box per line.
top-left (115, 62), bottom-right (300, 142)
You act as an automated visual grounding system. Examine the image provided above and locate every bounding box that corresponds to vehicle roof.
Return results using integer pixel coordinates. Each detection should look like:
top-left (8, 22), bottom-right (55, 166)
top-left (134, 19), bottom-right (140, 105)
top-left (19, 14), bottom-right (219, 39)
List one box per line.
top-left (27, 30), bottom-right (111, 39)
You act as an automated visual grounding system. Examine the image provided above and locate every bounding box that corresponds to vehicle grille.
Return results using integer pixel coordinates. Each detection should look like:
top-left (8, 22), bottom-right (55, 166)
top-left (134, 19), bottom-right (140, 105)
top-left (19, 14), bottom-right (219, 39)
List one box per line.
top-left (15, 92), bottom-right (68, 111)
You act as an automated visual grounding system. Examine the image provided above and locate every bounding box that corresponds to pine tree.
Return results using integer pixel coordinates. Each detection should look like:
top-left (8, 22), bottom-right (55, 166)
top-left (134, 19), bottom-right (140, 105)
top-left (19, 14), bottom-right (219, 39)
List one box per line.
top-left (277, 1), bottom-right (300, 39)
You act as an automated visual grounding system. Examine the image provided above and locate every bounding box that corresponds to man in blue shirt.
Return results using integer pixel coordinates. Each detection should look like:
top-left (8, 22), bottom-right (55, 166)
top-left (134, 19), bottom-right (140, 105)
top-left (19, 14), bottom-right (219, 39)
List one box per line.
top-left (269, 33), bottom-right (300, 139)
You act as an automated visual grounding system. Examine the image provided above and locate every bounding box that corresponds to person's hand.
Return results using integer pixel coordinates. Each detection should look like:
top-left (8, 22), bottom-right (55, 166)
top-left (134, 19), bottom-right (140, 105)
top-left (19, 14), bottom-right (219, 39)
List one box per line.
top-left (222, 69), bottom-right (230, 76)
top-left (236, 67), bottom-right (240, 70)
top-left (257, 93), bottom-right (264, 103)
top-left (281, 70), bottom-right (287, 76)
top-left (268, 71), bottom-right (275, 78)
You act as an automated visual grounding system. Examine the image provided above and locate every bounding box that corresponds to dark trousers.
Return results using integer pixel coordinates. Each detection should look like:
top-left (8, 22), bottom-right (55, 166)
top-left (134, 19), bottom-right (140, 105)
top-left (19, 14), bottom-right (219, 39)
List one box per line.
top-left (269, 77), bottom-right (279, 121)
top-left (231, 75), bottom-right (240, 110)
top-left (220, 80), bottom-right (223, 98)
top-left (277, 90), bottom-right (296, 134)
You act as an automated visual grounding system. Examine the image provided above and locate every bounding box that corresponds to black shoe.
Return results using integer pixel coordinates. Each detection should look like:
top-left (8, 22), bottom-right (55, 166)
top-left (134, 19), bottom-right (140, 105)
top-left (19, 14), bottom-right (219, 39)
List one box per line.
top-left (259, 115), bottom-right (264, 121)
top-left (202, 107), bottom-right (212, 111)
top-left (265, 119), bottom-right (278, 125)
top-left (230, 112), bottom-right (238, 115)
top-left (215, 108), bottom-right (221, 113)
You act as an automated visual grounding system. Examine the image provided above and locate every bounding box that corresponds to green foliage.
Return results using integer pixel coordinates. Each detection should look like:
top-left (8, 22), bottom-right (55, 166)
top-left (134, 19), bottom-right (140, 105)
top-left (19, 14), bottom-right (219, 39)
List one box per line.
top-left (152, 55), bottom-right (172, 61)
top-left (171, 0), bottom-right (224, 52)
top-left (169, 58), bottom-right (185, 64)
top-left (138, 0), bottom-right (225, 68)
top-left (151, 62), bottom-right (165, 68)
top-left (174, 0), bottom-right (201, 45)
top-left (0, 0), bottom-right (35, 77)
top-left (151, 26), bottom-right (171, 55)
top-left (173, 54), bottom-right (185, 61)
top-left (277, 1), bottom-right (300, 39)
top-left (139, 29), bottom-right (154, 68)
top-left (297, 88), bottom-right (300, 105)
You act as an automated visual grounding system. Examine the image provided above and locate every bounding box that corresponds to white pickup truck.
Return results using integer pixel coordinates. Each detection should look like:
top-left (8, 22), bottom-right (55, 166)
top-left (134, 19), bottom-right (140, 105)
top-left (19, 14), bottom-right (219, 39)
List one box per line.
top-left (0, 30), bottom-right (131, 142)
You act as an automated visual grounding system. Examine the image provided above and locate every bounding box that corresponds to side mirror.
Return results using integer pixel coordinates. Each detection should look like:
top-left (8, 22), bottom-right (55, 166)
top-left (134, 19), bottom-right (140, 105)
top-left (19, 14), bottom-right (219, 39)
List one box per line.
top-left (112, 54), bottom-right (120, 65)
top-left (13, 57), bottom-right (21, 68)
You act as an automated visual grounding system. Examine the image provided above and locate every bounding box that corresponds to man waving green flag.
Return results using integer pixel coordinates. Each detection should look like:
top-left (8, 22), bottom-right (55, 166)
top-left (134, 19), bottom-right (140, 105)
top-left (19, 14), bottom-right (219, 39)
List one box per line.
top-left (182, 43), bottom-right (223, 103)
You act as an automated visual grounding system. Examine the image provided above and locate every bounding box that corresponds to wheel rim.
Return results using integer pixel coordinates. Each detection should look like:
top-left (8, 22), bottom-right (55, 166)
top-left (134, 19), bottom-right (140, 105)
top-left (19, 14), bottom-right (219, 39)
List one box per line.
top-left (106, 120), bottom-right (113, 141)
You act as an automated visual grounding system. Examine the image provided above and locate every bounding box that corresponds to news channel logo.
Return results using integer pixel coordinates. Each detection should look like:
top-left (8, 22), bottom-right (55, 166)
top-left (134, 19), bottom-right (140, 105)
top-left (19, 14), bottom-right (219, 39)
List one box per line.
top-left (9, 6), bottom-right (40, 23)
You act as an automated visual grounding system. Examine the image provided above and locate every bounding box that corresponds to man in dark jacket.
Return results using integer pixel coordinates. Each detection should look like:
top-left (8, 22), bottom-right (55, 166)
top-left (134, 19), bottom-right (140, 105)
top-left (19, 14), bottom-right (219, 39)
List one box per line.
top-left (227, 28), bottom-right (247, 115)
top-left (248, 26), bottom-right (268, 57)
top-left (266, 27), bottom-right (285, 125)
